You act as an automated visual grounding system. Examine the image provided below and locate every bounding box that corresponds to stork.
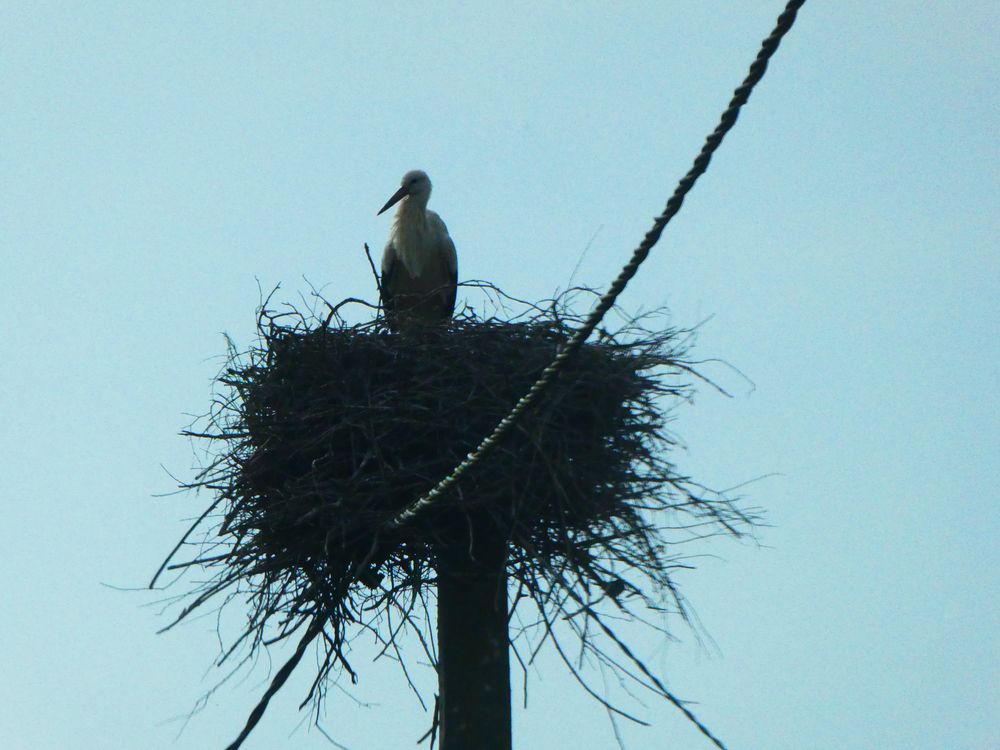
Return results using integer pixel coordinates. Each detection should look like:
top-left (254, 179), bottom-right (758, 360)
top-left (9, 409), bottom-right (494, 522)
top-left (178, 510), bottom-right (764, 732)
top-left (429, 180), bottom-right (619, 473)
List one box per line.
top-left (377, 170), bottom-right (458, 330)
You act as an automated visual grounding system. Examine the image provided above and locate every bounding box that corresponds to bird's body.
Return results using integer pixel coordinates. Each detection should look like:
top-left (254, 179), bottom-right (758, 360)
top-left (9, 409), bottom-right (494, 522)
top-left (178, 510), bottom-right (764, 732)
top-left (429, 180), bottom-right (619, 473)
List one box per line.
top-left (378, 170), bottom-right (458, 329)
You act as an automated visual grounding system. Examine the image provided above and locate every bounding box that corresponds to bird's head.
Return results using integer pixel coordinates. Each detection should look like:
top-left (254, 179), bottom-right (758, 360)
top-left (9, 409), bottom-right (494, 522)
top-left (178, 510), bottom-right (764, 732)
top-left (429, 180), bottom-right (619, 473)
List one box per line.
top-left (378, 170), bottom-right (432, 215)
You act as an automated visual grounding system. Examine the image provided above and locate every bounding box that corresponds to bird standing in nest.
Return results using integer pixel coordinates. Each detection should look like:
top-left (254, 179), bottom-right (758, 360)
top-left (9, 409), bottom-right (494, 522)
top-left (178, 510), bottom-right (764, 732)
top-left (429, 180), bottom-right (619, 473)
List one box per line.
top-left (377, 170), bottom-right (458, 330)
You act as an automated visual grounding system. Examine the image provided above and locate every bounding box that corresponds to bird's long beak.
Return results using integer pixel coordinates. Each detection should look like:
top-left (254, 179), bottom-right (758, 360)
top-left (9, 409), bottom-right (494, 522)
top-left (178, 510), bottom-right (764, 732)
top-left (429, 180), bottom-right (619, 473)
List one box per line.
top-left (377, 185), bottom-right (409, 216)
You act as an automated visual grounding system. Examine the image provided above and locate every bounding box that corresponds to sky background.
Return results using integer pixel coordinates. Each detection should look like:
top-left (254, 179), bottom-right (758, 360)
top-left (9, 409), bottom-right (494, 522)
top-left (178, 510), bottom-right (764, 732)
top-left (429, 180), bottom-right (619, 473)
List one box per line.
top-left (1, 2), bottom-right (997, 749)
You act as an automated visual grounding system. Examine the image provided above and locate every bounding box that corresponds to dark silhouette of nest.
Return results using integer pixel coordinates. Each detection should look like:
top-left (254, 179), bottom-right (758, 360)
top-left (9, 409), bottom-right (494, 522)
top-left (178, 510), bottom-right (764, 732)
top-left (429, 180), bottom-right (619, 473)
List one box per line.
top-left (159, 285), bottom-right (755, 741)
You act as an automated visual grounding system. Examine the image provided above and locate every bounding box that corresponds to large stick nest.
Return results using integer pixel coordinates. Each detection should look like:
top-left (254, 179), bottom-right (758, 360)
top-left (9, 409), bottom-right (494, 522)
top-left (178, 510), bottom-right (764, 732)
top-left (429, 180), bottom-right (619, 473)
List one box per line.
top-left (161, 286), bottom-right (755, 740)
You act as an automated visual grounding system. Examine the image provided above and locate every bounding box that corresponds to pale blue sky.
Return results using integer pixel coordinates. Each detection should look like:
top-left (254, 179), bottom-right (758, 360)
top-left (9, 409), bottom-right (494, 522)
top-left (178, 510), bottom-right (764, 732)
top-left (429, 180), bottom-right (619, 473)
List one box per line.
top-left (1, 2), bottom-right (997, 749)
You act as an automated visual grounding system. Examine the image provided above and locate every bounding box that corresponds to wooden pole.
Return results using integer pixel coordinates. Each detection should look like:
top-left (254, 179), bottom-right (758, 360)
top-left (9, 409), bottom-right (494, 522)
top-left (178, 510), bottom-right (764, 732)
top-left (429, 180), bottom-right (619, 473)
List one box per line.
top-left (436, 518), bottom-right (511, 750)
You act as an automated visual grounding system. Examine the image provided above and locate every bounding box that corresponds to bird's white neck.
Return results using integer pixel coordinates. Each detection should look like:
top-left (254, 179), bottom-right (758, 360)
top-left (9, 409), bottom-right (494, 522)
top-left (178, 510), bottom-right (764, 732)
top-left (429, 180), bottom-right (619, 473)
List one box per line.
top-left (392, 202), bottom-right (436, 276)
top-left (396, 194), bottom-right (429, 219)
top-left (392, 198), bottom-right (430, 238)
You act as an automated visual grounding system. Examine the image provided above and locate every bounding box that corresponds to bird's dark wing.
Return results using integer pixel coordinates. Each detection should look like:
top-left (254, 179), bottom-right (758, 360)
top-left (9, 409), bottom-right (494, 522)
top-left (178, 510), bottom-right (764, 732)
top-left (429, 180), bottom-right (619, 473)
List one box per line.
top-left (441, 232), bottom-right (458, 319)
top-left (444, 264), bottom-right (458, 318)
top-left (380, 242), bottom-right (398, 324)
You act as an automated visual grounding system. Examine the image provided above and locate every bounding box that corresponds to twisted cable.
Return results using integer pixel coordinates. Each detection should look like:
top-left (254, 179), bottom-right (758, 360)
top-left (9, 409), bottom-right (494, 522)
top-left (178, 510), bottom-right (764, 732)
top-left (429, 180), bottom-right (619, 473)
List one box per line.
top-left (389, 0), bottom-right (807, 529)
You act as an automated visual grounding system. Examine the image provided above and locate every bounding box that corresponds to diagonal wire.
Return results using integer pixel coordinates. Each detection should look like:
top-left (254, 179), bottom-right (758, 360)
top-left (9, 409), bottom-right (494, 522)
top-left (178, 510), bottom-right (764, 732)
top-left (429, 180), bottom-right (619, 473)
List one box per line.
top-left (389, 0), bottom-right (807, 529)
top-left (222, 5), bottom-right (809, 747)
